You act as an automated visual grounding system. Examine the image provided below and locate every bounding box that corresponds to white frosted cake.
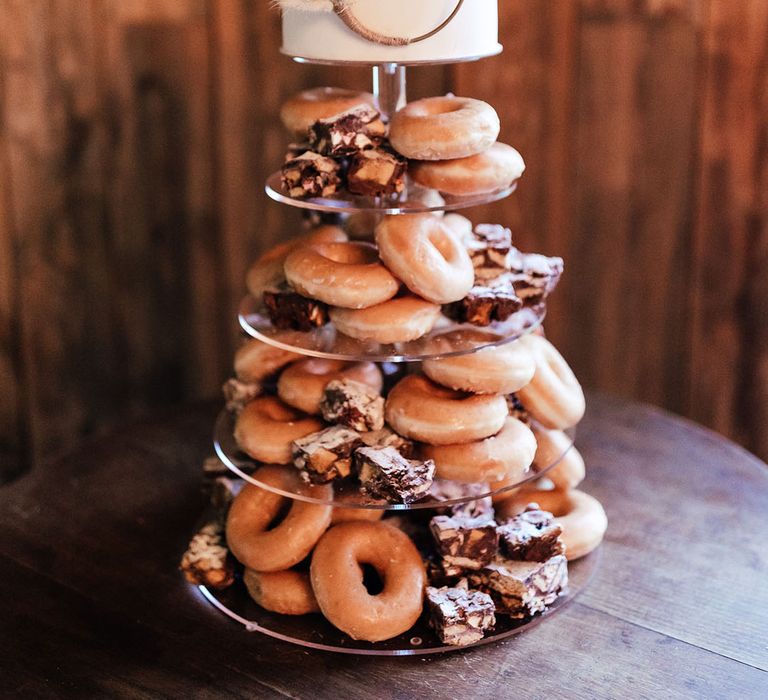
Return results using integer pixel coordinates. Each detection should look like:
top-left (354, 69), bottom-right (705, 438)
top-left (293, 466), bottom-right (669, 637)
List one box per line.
top-left (280, 0), bottom-right (500, 64)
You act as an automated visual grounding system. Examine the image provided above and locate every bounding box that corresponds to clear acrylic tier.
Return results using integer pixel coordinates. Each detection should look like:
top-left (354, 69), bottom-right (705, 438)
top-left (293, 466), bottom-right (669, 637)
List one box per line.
top-left (238, 295), bottom-right (546, 363)
top-left (213, 408), bottom-right (575, 510)
top-left (193, 548), bottom-right (599, 656)
top-left (265, 172), bottom-right (517, 215)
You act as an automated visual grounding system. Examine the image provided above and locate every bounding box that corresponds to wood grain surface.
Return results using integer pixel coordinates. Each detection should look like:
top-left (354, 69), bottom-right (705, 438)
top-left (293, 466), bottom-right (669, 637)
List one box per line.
top-left (1, 394), bottom-right (766, 698)
top-left (1, 0), bottom-right (767, 476)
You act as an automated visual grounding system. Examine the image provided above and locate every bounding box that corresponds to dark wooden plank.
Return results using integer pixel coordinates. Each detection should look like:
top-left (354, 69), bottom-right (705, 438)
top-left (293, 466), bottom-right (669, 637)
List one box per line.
top-left (2, 397), bottom-right (767, 697)
top-left (0, 41), bottom-right (25, 481)
top-left (689, 0), bottom-right (768, 460)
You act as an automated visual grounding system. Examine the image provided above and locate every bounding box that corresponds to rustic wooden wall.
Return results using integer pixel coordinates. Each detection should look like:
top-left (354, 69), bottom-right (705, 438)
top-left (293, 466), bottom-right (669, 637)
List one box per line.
top-left (1, 0), bottom-right (766, 478)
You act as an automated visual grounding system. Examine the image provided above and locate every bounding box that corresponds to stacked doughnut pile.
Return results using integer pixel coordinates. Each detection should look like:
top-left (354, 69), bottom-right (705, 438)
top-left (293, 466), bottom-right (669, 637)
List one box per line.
top-left (279, 87), bottom-right (525, 201)
top-left (180, 86), bottom-right (609, 649)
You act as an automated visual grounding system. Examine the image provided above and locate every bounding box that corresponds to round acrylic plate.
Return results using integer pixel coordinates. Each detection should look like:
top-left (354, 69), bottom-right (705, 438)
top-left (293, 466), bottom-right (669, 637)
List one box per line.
top-left (238, 295), bottom-right (546, 363)
top-left (266, 172), bottom-right (516, 215)
top-left (285, 46), bottom-right (504, 67)
top-left (213, 409), bottom-right (576, 511)
top-left (194, 547), bottom-right (600, 656)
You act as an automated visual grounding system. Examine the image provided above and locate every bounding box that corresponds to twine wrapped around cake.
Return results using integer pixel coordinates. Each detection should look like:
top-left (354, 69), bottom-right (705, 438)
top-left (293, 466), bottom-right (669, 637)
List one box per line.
top-left (275, 0), bottom-right (465, 46)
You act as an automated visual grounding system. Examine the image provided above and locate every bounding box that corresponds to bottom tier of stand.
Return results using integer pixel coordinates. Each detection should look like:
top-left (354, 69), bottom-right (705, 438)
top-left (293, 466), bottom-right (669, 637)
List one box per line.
top-left (194, 548), bottom-right (600, 656)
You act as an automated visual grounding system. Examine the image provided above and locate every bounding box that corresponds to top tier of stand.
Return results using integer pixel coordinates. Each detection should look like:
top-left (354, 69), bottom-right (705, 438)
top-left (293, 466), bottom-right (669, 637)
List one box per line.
top-left (269, 63), bottom-right (516, 215)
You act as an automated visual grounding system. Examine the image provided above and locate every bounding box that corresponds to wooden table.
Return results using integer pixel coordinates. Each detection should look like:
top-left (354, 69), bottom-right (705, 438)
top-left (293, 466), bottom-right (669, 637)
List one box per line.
top-left (2, 395), bottom-right (767, 699)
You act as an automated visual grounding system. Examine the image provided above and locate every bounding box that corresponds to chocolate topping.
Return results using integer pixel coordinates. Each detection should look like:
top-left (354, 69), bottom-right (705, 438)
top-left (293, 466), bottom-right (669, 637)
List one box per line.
top-left (308, 105), bottom-right (386, 157)
top-left (355, 446), bottom-right (435, 504)
top-left (263, 286), bottom-right (328, 331)
top-left (497, 503), bottom-right (564, 562)
top-left (291, 425), bottom-right (363, 484)
top-left (346, 147), bottom-right (406, 197)
top-left (426, 580), bottom-right (496, 646)
top-left (443, 276), bottom-right (523, 326)
top-left (180, 520), bottom-right (235, 590)
top-left (430, 514), bottom-right (499, 570)
top-left (319, 379), bottom-right (385, 432)
top-left (468, 554), bottom-right (568, 618)
top-left (281, 151), bottom-right (342, 199)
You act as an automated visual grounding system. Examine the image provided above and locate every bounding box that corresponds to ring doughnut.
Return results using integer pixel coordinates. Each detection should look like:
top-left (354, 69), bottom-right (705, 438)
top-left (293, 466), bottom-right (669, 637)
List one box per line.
top-left (375, 214), bottom-right (474, 304)
top-left (280, 87), bottom-right (375, 137)
top-left (389, 96), bottom-right (500, 160)
top-left (496, 488), bottom-right (607, 560)
top-left (532, 426), bottom-right (585, 490)
top-left (226, 466), bottom-right (332, 572)
top-left (329, 296), bottom-right (441, 344)
top-left (385, 374), bottom-right (508, 445)
top-left (442, 213), bottom-right (473, 240)
top-left (243, 568), bottom-right (320, 615)
top-left (234, 338), bottom-right (302, 383)
top-left (284, 241), bottom-right (399, 309)
top-left (516, 335), bottom-right (586, 429)
top-left (410, 142), bottom-right (526, 196)
top-left (277, 358), bottom-right (383, 415)
top-left (246, 225), bottom-right (348, 299)
top-left (422, 335), bottom-right (536, 394)
top-left (234, 396), bottom-right (322, 464)
top-left (422, 416), bottom-right (536, 483)
top-left (310, 521), bottom-right (425, 642)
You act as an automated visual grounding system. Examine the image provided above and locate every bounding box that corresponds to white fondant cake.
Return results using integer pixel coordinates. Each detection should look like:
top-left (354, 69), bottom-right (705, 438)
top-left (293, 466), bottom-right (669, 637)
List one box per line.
top-left (280, 0), bottom-right (500, 64)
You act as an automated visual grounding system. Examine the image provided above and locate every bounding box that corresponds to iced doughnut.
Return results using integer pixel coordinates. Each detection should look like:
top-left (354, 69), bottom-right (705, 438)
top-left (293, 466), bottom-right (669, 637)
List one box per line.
top-left (226, 466), bottom-right (332, 572)
top-left (422, 416), bottom-right (536, 483)
top-left (516, 334), bottom-right (586, 429)
top-left (496, 488), bottom-right (607, 560)
top-left (280, 87), bottom-right (375, 137)
top-left (284, 241), bottom-right (399, 309)
top-left (233, 338), bottom-right (302, 384)
top-left (310, 521), bottom-right (425, 642)
top-left (234, 396), bottom-right (322, 464)
top-left (385, 375), bottom-right (508, 445)
top-left (245, 225), bottom-right (348, 299)
top-left (532, 426), bottom-right (585, 490)
top-left (329, 296), bottom-right (441, 344)
top-left (422, 335), bottom-right (536, 395)
top-left (410, 142), bottom-right (526, 196)
top-left (243, 568), bottom-right (320, 615)
top-left (375, 214), bottom-right (474, 304)
top-left (389, 96), bottom-right (500, 160)
top-left (277, 358), bottom-right (382, 415)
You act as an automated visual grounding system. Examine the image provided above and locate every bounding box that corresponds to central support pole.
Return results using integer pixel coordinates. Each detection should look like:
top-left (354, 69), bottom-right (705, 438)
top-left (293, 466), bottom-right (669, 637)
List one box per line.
top-left (372, 63), bottom-right (407, 120)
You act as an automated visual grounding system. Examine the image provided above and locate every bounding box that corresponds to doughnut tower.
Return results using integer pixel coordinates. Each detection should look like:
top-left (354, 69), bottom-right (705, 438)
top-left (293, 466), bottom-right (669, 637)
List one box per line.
top-left (180, 1), bottom-right (608, 655)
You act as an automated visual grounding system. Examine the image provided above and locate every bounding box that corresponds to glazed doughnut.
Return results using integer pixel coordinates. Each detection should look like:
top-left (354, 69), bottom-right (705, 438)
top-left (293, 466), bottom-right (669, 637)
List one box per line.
top-left (516, 334), bottom-right (586, 429)
top-left (243, 568), bottom-right (320, 615)
top-left (532, 426), bottom-right (585, 490)
top-left (280, 87), bottom-right (375, 137)
top-left (234, 396), bottom-right (322, 464)
top-left (284, 241), bottom-right (399, 309)
top-left (385, 375), bottom-right (508, 445)
top-left (329, 296), bottom-right (441, 344)
top-left (277, 358), bottom-right (382, 415)
top-left (246, 225), bottom-right (348, 299)
top-left (422, 416), bottom-right (536, 483)
top-left (234, 338), bottom-right (302, 383)
top-left (422, 335), bottom-right (536, 395)
top-left (310, 521), bottom-right (425, 642)
top-left (442, 213), bottom-right (473, 240)
top-left (496, 488), bottom-right (607, 560)
top-left (226, 466), bottom-right (332, 572)
top-left (389, 96), bottom-right (500, 160)
top-left (375, 214), bottom-right (474, 304)
top-left (410, 142), bottom-right (526, 196)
